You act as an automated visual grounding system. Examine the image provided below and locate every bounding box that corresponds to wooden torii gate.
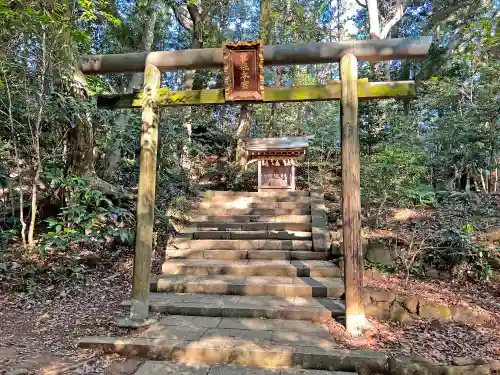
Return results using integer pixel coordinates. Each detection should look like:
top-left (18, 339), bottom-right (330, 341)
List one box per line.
top-left (80, 37), bottom-right (431, 334)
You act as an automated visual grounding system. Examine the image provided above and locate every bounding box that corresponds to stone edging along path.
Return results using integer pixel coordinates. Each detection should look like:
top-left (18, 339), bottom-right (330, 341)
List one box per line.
top-left (362, 287), bottom-right (494, 326)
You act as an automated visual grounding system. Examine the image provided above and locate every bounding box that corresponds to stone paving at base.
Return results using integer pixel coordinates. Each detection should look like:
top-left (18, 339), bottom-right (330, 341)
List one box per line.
top-left (134, 361), bottom-right (357, 375)
top-left (79, 316), bottom-right (386, 371)
top-left (140, 316), bottom-right (342, 349)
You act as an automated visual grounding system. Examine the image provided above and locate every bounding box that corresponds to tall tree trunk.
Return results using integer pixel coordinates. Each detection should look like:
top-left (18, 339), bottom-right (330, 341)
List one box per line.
top-left (267, 67), bottom-right (283, 137)
top-left (180, 4), bottom-right (205, 174)
top-left (66, 73), bottom-right (95, 177)
top-left (235, 0), bottom-right (271, 164)
top-left (236, 105), bottom-right (252, 166)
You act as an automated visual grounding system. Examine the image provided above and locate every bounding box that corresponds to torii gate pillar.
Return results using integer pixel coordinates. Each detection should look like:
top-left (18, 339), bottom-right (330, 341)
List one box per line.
top-left (340, 53), bottom-right (365, 334)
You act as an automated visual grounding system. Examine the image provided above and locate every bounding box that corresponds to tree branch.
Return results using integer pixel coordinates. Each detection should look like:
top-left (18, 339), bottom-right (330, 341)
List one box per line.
top-left (356, 0), bottom-right (367, 8)
top-left (171, 6), bottom-right (192, 31)
top-left (429, 0), bottom-right (475, 28)
top-left (380, 0), bottom-right (404, 38)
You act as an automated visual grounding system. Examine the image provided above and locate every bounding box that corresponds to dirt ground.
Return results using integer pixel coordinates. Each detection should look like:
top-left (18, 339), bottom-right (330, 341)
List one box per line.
top-left (1, 254), bottom-right (499, 375)
top-left (0, 254), bottom-right (140, 375)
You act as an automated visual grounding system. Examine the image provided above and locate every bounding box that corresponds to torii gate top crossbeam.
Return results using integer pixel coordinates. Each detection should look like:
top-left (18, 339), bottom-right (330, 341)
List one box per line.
top-left (79, 37), bottom-right (432, 75)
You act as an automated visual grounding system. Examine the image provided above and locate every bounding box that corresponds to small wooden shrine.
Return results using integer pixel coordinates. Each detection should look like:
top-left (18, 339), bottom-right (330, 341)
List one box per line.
top-left (244, 136), bottom-right (311, 192)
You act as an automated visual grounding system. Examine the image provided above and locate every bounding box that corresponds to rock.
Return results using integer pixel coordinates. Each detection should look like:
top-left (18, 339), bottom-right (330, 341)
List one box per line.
top-left (489, 359), bottom-right (500, 371)
top-left (388, 355), bottom-right (441, 375)
top-left (365, 287), bottom-right (396, 303)
top-left (365, 302), bottom-right (391, 319)
top-left (490, 255), bottom-right (500, 270)
top-left (425, 268), bottom-right (450, 279)
top-left (441, 364), bottom-right (491, 375)
top-left (390, 303), bottom-right (412, 324)
top-left (450, 306), bottom-right (473, 323)
top-left (452, 357), bottom-right (476, 366)
top-left (404, 296), bottom-right (419, 314)
top-left (482, 227), bottom-right (500, 242)
top-left (365, 241), bottom-right (396, 266)
top-left (470, 308), bottom-right (492, 325)
top-left (330, 244), bottom-right (342, 257)
top-left (6, 369), bottom-right (29, 375)
top-left (364, 267), bottom-right (382, 280)
top-left (419, 303), bottom-right (452, 321)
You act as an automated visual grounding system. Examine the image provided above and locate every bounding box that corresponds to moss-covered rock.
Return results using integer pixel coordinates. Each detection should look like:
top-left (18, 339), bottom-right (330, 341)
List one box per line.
top-left (419, 303), bottom-right (452, 321)
top-left (390, 303), bottom-right (413, 324)
top-left (388, 355), bottom-right (441, 375)
top-left (365, 302), bottom-right (391, 319)
top-left (441, 364), bottom-right (491, 375)
top-left (403, 296), bottom-right (419, 314)
top-left (365, 241), bottom-right (396, 266)
top-left (364, 287), bottom-right (396, 303)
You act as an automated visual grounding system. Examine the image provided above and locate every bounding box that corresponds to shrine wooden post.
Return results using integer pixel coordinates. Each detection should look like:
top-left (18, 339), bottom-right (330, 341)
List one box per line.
top-left (340, 53), bottom-right (364, 334)
top-left (118, 64), bottom-right (162, 326)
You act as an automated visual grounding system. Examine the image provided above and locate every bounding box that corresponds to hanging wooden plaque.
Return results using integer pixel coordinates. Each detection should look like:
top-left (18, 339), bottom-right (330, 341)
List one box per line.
top-left (223, 41), bottom-right (264, 101)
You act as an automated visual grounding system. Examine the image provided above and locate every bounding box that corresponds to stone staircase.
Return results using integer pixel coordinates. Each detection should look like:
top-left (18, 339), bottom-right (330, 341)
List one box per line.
top-left (147, 190), bottom-right (345, 318)
top-left (78, 190), bottom-right (388, 374)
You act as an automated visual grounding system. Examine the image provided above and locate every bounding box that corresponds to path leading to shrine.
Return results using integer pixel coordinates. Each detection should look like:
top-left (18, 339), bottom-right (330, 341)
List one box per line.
top-left (78, 190), bottom-right (387, 374)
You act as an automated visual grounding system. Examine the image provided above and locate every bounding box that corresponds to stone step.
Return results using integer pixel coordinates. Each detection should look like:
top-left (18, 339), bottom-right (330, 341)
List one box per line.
top-left (206, 195), bottom-right (311, 204)
top-left (165, 250), bottom-right (326, 261)
top-left (196, 208), bottom-right (311, 216)
top-left (79, 317), bottom-right (384, 372)
top-left (121, 293), bottom-right (345, 321)
top-left (151, 275), bottom-right (344, 298)
top-left (188, 231), bottom-right (312, 240)
top-left (198, 201), bottom-right (311, 211)
top-left (191, 215), bottom-right (311, 224)
top-left (134, 361), bottom-right (357, 375)
top-left (203, 191), bottom-right (310, 198)
top-left (195, 222), bottom-right (312, 232)
top-left (80, 336), bottom-right (377, 371)
top-left (169, 239), bottom-right (312, 251)
top-left (161, 260), bottom-right (341, 277)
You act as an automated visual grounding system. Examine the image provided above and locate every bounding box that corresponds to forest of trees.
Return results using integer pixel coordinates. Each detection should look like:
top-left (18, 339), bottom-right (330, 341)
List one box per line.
top-left (0, 0), bottom-right (498, 283)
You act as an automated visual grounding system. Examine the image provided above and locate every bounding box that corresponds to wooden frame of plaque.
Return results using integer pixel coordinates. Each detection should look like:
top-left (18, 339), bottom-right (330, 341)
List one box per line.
top-left (223, 41), bottom-right (264, 101)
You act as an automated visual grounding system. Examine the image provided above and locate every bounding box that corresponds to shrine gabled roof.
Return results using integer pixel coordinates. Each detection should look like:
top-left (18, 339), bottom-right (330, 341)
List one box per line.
top-left (243, 136), bottom-right (312, 151)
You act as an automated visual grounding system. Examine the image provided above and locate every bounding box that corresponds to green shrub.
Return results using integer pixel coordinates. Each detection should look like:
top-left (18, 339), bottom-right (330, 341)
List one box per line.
top-left (41, 176), bottom-right (134, 255)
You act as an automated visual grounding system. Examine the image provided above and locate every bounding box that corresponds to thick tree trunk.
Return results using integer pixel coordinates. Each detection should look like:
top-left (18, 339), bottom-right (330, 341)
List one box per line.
top-left (235, 0), bottom-right (272, 164)
top-left (236, 105), bottom-right (252, 166)
top-left (267, 67), bottom-right (283, 137)
top-left (180, 4), bottom-right (205, 174)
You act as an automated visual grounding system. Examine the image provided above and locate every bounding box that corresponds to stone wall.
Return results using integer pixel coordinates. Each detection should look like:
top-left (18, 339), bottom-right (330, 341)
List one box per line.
top-left (362, 287), bottom-right (493, 326)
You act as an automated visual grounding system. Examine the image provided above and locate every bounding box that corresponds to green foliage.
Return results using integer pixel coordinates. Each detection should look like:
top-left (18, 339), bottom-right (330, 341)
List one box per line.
top-left (203, 161), bottom-right (257, 192)
top-left (361, 146), bottom-right (430, 205)
top-left (40, 177), bottom-right (134, 254)
top-left (424, 224), bottom-right (494, 282)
